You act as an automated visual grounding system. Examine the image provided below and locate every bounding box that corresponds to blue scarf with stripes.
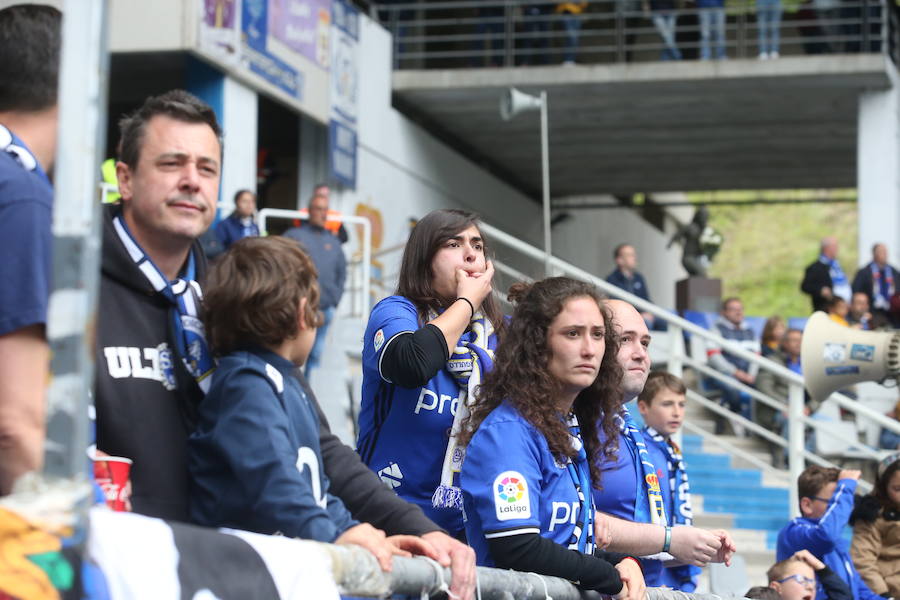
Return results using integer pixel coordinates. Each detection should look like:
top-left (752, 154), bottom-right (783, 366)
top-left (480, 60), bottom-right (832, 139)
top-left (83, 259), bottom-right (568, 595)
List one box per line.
top-left (615, 409), bottom-right (667, 525)
top-left (113, 215), bottom-right (215, 394)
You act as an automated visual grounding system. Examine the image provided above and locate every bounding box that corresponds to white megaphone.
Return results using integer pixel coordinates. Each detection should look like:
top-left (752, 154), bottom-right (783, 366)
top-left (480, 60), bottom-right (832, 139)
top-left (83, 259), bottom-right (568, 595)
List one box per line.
top-left (801, 311), bottom-right (900, 402)
top-left (500, 87), bottom-right (543, 121)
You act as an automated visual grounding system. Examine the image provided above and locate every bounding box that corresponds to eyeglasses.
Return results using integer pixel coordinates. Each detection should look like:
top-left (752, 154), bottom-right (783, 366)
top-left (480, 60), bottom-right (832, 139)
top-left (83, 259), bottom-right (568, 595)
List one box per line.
top-left (777, 575), bottom-right (816, 587)
top-left (807, 496), bottom-right (832, 504)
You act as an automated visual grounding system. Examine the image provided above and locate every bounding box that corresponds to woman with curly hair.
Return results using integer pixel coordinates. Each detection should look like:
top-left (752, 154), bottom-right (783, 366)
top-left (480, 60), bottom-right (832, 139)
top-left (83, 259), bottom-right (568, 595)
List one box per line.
top-left (850, 452), bottom-right (900, 599)
top-left (459, 277), bottom-right (645, 599)
top-left (356, 209), bottom-right (502, 539)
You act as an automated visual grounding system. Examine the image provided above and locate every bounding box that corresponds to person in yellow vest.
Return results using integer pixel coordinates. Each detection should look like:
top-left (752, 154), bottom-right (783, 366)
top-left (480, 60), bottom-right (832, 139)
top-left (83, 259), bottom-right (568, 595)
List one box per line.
top-left (556, 2), bottom-right (588, 64)
top-left (101, 158), bottom-right (120, 203)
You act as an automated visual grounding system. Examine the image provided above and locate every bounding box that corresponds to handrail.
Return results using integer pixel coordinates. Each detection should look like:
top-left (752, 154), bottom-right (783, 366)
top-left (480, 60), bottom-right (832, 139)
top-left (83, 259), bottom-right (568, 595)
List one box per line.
top-left (685, 389), bottom-right (787, 450)
top-left (681, 420), bottom-right (786, 477)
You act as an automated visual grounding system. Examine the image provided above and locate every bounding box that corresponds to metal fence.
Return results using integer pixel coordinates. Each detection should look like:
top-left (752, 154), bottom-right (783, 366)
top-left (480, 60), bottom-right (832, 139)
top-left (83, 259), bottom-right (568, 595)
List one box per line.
top-left (371, 0), bottom-right (890, 68)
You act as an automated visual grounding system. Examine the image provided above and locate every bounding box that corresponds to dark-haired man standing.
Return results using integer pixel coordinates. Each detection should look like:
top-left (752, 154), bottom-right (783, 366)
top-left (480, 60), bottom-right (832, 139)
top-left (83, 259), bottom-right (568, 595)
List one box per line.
top-left (0, 4), bottom-right (61, 495)
top-left (606, 243), bottom-right (655, 327)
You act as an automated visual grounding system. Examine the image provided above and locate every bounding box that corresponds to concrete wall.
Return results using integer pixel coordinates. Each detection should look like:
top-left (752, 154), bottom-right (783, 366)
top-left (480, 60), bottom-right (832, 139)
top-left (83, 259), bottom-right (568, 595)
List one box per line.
top-left (551, 200), bottom-right (685, 311)
top-left (220, 77), bottom-right (259, 215)
top-left (109, 0), bottom-right (190, 52)
top-left (857, 66), bottom-right (900, 268)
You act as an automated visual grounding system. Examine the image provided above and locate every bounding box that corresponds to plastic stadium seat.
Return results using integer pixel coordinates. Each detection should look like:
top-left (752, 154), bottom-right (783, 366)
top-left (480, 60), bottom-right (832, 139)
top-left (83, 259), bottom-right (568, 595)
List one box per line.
top-left (744, 316), bottom-right (766, 339)
top-left (788, 316), bottom-right (809, 331)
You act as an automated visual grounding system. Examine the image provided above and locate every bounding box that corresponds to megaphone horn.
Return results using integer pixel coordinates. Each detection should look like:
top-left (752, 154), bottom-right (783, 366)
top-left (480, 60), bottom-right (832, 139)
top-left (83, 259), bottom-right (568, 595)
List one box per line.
top-left (801, 311), bottom-right (900, 402)
top-left (500, 87), bottom-right (543, 121)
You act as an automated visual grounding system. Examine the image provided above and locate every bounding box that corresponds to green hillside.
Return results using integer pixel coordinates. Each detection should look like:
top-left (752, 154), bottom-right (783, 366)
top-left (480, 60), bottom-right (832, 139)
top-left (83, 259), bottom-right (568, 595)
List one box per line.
top-left (685, 192), bottom-right (858, 319)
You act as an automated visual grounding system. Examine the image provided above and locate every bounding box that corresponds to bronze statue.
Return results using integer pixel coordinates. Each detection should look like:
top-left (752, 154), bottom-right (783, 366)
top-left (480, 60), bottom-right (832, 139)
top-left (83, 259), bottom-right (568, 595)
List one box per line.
top-left (667, 206), bottom-right (722, 277)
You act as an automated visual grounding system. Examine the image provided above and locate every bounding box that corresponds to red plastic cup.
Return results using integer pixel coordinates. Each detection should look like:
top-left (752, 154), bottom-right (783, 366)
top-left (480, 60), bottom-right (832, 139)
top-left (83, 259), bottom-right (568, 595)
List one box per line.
top-left (88, 445), bottom-right (133, 511)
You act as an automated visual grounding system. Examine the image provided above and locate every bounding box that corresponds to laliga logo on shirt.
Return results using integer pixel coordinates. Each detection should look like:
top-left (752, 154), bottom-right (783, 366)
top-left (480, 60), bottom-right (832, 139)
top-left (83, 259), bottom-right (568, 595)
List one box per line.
top-left (645, 472), bottom-right (661, 493)
top-left (493, 471), bottom-right (531, 521)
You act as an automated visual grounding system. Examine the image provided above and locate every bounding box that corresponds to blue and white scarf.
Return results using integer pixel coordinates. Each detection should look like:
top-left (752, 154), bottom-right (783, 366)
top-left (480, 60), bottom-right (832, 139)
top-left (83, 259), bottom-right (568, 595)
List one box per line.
top-left (871, 263), bottom-right (895, 311)
top-left (565, 414), bottom-right (595, 554)
top-left (642, 426), bottom-right (693, 526)
top-left (615, 409), bottom-right (667, 525)
top-left (431, 308), bottom-right (496, 510)
top-left (113, 215), bottom-right (215, 394)
top-left (821, 255), bottom-right (851, 302)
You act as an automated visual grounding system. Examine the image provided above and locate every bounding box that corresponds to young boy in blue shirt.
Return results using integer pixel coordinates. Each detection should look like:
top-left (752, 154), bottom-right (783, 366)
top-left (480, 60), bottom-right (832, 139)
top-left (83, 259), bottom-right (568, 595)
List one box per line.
top-left (189, 236), bottom-right (419, 568)
top-left (777, 466), bottom-right (887, 600)
top-left (636, 371), bottom-right (702, 592)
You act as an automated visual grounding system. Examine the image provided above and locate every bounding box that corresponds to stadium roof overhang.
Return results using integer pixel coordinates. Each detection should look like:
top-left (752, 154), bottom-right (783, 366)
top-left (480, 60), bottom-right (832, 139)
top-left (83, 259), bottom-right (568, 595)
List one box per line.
top-left (392, 55), bottom-right (892, 198)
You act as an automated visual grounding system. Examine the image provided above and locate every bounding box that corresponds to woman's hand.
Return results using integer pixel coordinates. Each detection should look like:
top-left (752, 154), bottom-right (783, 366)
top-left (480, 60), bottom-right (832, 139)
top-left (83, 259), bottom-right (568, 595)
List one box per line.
top-left (614, 558), bottom-right (646, 600)
top-left (455, 260), bottom-right (494, 312)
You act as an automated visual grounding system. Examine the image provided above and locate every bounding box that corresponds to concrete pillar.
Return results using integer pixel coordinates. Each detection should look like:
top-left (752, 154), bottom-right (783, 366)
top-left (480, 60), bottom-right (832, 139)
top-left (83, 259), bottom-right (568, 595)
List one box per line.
top-left (298, 116), bottom-right (329, 210)
top-left (857, 69), bottom-right (900, 267)
top-left (187, 59), bottom-right (259, 219)
top-left (219, 77), bottom-right (258, 216)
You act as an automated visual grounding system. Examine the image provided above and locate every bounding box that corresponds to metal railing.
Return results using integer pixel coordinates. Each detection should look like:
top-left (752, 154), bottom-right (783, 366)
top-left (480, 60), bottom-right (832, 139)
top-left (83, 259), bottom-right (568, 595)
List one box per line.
top-left (475, 221), bottom-right (900, 514)
top-left (373, 0), bottom-right (887, 68)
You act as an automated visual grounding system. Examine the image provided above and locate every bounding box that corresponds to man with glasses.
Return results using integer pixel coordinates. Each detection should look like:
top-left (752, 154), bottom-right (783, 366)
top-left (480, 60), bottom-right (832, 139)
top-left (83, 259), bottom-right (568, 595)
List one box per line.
top-left (776, 467), bottom-right (886, 600)
top-left (766, 549), bottom-right (851, 600)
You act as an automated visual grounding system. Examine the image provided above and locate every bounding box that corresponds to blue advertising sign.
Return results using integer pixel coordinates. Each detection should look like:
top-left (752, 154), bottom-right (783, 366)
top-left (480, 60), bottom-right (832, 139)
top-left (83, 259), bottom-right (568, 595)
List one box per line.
top-left (329, 0), bottom-right (358, 188)
top-left (241, 0), bottom-right (304, 100)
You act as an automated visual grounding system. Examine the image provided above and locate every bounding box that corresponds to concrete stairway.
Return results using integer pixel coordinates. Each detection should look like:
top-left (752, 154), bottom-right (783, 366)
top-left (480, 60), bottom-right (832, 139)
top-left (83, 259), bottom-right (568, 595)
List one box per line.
top-left (678, 397), bottom-right (791, 591)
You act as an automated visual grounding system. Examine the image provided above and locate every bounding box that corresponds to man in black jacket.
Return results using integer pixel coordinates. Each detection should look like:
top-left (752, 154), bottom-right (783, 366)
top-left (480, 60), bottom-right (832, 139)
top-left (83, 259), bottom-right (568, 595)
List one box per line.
top-left (801, 237), bottom-right (852, 313)
top-left (852, 243), bottom-right (899, 327)
top-left (95, 90), bottom-right (474, 598)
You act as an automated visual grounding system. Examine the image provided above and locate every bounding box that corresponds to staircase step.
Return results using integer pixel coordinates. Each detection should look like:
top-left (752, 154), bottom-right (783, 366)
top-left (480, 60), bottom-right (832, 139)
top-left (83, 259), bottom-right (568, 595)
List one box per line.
top-left (693, 512), bottom-right (734, 529)
top-left (691, 483), bottom-right (788, 500)
top-left (734, 515), bottom-right (788, 531)
top-left (689, 469), bottom-right (761, 485)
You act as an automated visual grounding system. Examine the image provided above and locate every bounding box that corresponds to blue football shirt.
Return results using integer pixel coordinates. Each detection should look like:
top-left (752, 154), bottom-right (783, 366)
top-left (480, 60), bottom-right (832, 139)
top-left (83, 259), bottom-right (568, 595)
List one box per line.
top-left (357, 295), bottom-right (497, 535)
top-left (594, 427), bottom-right (665, 585)
top-left (0, 125), bottom-right (52, 337)
top-left (461, 402), bottom-right (594, 567)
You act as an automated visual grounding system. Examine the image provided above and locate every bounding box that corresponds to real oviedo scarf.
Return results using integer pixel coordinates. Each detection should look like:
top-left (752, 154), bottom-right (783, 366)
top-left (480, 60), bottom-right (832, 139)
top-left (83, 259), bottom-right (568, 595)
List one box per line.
top-left (430, 307), bottom-right (496, 510)
top-left (643, 425), bottom-right (694, 526)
